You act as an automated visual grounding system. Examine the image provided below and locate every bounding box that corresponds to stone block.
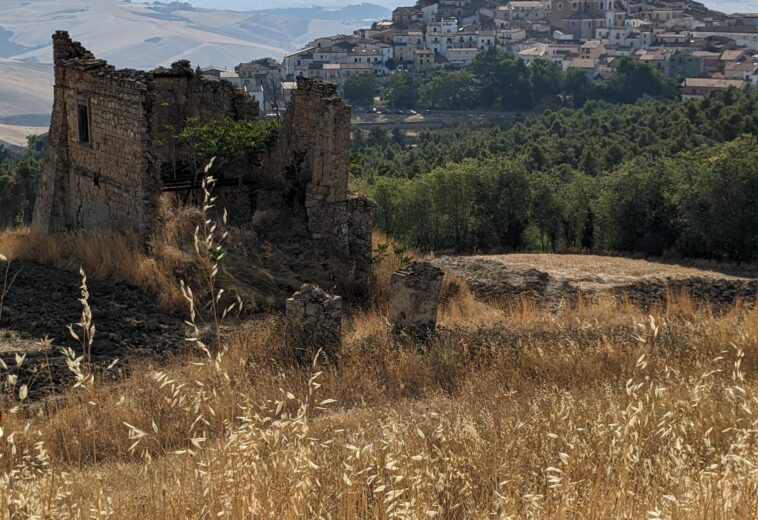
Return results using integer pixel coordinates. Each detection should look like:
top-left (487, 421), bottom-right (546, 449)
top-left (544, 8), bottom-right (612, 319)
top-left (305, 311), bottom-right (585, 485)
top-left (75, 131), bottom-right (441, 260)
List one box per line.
top-left (285, 284), bottom-right (342, 362)
top-left (389, 261), bottom-right (445, 338)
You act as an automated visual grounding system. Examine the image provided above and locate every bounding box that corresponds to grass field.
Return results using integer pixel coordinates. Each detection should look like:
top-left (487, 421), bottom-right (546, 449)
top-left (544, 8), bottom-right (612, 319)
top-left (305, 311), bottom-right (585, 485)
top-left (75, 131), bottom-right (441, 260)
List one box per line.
top-left (0, 232), bottom-right (757, 518)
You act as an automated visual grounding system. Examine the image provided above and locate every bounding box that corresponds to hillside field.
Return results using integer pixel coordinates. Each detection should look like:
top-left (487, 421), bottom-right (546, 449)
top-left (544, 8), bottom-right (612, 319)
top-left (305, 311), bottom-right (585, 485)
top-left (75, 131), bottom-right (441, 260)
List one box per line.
top-left (0, 228), bottom-right (757, 517)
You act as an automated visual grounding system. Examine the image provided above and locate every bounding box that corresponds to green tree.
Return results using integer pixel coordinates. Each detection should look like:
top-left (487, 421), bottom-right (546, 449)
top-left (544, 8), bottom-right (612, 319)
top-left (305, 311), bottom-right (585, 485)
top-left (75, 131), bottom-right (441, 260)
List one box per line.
top-left (674, 136), bottom-right (758, 261)
top-left (558, 172), bottom-right (596, 249)
top-left (529, 172), bottom-right (561, 249)
top-left (180, 118), bottom-right (279, 162)
top-left (343, 72), bottom-right (376, 105)
top-left (471, 49), bottom-right (535, 109)
top-left (594, 156), bottom-right (678, 255)
top-left (382, 72), bottom-right (418, 108)
top-left (530, 59), bottom-right (563, 105)
top-left (418, 71), bottom-right (481, 109)
top-left (605, 57), bottom-right (677, 104)
top-left (564, 68), bottom-right (595, 107)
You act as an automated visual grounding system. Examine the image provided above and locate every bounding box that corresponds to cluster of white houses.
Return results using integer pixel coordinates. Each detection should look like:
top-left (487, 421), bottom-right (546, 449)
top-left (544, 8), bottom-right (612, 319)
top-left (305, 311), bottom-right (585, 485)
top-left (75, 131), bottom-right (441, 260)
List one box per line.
top-left (204, 1), bottom-right (758, 109)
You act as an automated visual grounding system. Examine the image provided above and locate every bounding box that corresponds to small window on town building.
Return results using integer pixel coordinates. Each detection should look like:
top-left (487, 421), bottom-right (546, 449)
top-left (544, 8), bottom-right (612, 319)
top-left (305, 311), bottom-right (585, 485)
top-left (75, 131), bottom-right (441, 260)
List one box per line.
top-left (77, 101), bottom-right (90, 145)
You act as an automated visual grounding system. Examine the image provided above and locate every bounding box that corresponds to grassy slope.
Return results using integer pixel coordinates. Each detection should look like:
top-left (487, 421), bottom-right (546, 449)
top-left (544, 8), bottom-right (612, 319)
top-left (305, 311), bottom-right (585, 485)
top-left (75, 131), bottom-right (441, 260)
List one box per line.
top-left (0, 233), bottom-right (757, 517)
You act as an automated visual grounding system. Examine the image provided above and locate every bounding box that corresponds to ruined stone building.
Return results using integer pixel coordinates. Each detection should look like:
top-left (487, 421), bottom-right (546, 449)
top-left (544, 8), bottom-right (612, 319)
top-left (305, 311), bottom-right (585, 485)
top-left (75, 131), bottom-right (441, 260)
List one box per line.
top-left (33, 31), bottom-right (374, 266)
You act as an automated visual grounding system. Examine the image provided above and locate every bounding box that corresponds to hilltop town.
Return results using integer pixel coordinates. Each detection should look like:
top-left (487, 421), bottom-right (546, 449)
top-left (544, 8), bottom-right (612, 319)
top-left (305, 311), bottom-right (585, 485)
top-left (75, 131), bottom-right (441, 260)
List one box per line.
top-left (202, 0), bottom-right (758, 110)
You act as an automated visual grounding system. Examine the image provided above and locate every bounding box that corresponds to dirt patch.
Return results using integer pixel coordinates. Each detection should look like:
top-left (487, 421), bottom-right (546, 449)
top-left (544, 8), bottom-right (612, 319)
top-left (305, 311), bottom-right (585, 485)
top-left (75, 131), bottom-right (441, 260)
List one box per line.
top-left (433, 254), bottom-right (758, 310)
top-left (0, 261), bottom-right (186, 398)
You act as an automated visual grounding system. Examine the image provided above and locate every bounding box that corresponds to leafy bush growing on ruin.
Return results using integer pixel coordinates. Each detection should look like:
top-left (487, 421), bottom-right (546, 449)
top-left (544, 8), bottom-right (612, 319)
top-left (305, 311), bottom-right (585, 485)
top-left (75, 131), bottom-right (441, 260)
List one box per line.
top-left (179, 117), bottom-right (280, 164)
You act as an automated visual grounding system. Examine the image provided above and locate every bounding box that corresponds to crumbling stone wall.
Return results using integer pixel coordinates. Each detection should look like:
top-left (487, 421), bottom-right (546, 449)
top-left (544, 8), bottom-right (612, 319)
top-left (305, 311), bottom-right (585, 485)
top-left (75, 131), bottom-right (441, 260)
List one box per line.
top-left (33, 32), bottom-right (154, 231)
top-left (32, 32), bottom-right (374, 294)
top-left (33, 31), bottom-right (257, 233)
top-left (150, 60), bottom-right (258, 172)
top-left (263, 77), bottom-right (376, 263)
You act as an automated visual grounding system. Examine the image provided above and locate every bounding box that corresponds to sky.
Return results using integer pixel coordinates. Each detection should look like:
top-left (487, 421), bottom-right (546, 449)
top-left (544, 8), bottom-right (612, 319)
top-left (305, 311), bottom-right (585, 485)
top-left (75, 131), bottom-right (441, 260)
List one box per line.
top-left (705, 0), bottom-right (758, 13)
top-left (188, 0), bottom-right (758, 13)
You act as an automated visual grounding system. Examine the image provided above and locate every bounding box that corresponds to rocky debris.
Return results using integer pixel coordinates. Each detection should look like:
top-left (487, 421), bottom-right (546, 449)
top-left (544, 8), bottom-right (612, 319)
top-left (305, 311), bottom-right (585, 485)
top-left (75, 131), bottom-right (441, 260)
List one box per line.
top-left (389, 261), bottom-right (445, 337)
top-left (285, 284), bottom-right (342, 361)
top-left (433, 256), bottom-right (577, 308)
top-left (617, 277), bottom-right (758, 311)
top-left (0, 261), bottom-right (186, 398)
top-left (432, 256), bottom-right (757, 311)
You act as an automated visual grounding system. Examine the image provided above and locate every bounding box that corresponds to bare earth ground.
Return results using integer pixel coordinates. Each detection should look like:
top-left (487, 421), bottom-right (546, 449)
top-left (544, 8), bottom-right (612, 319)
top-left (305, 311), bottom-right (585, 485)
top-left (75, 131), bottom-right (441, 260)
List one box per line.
top-left (433, 253), bottom-right (758, 309)
top-left (0, 123), bottom-right (48, 147)
top-left (0, 262), bottom-right (185, 397)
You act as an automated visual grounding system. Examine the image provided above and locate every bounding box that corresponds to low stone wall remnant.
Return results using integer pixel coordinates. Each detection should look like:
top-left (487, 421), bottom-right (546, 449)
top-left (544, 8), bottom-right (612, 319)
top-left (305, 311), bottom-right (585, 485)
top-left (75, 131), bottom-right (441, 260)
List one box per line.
top-left (285, 284), bottom-right (342, 360)
top-left (389, 261), bottom-right (445, 337)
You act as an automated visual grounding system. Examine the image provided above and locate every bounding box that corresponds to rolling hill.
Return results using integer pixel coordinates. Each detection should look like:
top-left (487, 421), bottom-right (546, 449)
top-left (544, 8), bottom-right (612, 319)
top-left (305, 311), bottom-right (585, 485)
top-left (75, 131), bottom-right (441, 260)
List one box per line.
top-left (0, 0), bottom-right (389, 136)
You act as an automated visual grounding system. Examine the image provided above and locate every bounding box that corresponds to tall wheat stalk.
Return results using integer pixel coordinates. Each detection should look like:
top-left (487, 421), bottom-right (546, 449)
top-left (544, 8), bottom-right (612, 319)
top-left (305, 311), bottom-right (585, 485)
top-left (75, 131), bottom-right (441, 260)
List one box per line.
top-left (61, 268), bottom-right (96, 389)
top-left (181, 159), bottom-right (240, 361)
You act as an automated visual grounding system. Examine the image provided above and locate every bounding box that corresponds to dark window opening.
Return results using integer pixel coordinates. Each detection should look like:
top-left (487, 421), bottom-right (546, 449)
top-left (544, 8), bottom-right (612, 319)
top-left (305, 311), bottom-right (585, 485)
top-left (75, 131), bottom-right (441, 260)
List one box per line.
top-left (77, 103), bottom-right (90, 144)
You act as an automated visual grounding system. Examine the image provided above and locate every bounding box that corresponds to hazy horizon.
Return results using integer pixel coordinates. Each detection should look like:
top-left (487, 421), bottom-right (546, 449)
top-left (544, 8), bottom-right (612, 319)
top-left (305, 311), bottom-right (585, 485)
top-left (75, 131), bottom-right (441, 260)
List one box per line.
top-left (188, 0), bottom-right (758, 14)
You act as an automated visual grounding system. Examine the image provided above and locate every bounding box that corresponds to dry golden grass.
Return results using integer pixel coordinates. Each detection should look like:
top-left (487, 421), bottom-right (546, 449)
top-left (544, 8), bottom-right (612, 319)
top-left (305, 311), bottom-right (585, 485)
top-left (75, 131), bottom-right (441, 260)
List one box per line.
top-left (0, 285), bottom-right (756, 518)
top-left (2, 227), bottom-right (758, 518)
top-left (0, 226), bottom-right (184, 310)
top-left (0, 199), bottom-right (204, 311)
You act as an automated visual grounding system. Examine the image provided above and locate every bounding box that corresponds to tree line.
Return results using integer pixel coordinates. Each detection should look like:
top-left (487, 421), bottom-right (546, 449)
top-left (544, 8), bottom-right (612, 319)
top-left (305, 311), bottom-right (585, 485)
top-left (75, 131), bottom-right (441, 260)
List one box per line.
top-left (0, 137), bottom-right (43, 227)
top-left (354, 88), bottom-right (758, 261)
top-left (345, 49), bottom-right (678, 110)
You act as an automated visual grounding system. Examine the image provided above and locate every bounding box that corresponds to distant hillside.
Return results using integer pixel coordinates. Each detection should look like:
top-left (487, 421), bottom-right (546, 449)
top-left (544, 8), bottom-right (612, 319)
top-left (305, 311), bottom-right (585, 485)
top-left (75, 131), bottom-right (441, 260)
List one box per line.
top-left (190, 0), bottom-right (407, 9)
top-left (0, 0), bottom-right (390, 127)
top-left (0, 0), bottom-right (389, 67)
top-left (0, 61), bottom-right (54, 128)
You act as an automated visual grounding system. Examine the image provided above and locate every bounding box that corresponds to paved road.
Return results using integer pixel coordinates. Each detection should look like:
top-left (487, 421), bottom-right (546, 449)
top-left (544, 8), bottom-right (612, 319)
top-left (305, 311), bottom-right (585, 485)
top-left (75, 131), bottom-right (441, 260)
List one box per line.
top-left (352, 109), bottom-right (528, 129)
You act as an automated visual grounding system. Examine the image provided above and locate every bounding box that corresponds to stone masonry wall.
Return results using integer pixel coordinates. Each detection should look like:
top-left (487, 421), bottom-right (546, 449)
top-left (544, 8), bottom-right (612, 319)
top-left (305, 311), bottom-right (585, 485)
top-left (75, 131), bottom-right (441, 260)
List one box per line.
top-left (33, 32), bottom-right (257, 233)
top-left (263, 77), bottom-right (375, 266)
top-left (389, 261), bottom-right (445, 337)
top-left (150, 61), bottom-right (258, 170)
top-left (61, 69), bottom-right (150, 229)
top-left (285, 283), bottom-right (342, 360)
top-left (34, 32), bottom-right (153, 231)
top-left (32, 32), bottom-right (375, 296)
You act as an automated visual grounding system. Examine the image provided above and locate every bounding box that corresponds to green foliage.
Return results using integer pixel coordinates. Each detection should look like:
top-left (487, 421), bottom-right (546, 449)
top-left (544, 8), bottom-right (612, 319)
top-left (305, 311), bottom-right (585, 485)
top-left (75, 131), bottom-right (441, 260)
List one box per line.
top-left (673, 136), bottom-right (758, 261)
top-left (0, 140), bottom-right (41, 226)
top-left (179, 118), bottom-right (280, 162)
top-left (418, 71), bottom-right (481, 109)
top-left (471, 48), bottom-right (534, 110)
top-left (370, 158), bottom-right (532, 251)
top-left (343, 72), bottom-right (377, 105)
top-left (603, 57), bottom-right (678, 104)
top-left (355, 88), bottom-right (758, 181)
top-left (362, 88), bottom-right (758, 261)
top-left (382, 72), bottom-right (419, 108)
top-left (382, 50), bottom-right (675, 110)
top-left (594, 157), bottom-right (679, 255)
